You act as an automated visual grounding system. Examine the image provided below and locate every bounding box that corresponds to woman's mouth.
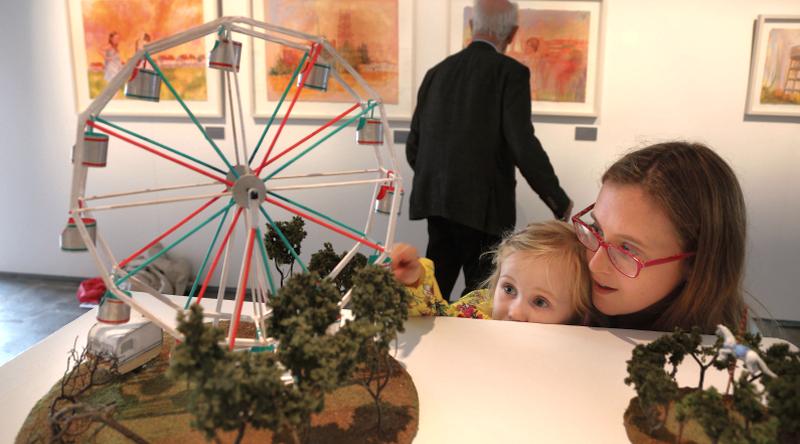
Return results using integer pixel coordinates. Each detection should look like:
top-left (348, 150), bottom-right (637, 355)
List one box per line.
top-left (593, 280), bottom-right (617, 294)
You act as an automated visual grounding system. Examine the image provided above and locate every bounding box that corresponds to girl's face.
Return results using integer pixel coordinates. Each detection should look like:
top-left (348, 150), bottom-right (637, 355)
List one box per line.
top-left (587, 183), bottom-right (686, 315)
top-left (491, 252), bottom-right (574, 324)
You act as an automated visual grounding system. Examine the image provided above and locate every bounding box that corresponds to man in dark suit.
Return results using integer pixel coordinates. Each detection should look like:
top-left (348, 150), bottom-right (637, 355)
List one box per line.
top-left (406, 0), bottom-right (572, 301)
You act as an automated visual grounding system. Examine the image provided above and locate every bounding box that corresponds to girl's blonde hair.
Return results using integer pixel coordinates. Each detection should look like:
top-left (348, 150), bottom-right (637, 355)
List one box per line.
top-left (602, 142), bottom-right (746, 333)
top-left (485, 221), bottom-right (591, 323)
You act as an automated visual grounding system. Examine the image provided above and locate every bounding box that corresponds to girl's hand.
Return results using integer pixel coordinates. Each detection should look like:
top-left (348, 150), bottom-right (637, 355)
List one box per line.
top-left (390, 243), bottom-right (423, 287)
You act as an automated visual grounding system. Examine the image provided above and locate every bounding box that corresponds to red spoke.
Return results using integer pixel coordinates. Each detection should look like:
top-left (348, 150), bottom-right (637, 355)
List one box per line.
top-left (265, 196), bottom-right (384, 252)
top-left (87, 121), bottom-right (234, 187)
top-left (196, 208), bottom-right (244, 303)
top-left (254, 44), bottom-right (323, 174)
top-left (258, 103), bottom-right (361, 173)
top-left (229, 227), bottom-right (256, 350)
top-left (118, 194), bottom-right (223, 269)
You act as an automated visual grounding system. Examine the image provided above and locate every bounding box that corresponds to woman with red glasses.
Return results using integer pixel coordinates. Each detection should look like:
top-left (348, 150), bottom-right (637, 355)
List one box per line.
top-left (572, 142), bottom-right (747, 333)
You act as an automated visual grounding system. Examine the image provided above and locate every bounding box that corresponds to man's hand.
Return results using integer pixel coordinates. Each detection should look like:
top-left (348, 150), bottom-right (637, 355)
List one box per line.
top-left (390, 243), bottom-right (423, 287)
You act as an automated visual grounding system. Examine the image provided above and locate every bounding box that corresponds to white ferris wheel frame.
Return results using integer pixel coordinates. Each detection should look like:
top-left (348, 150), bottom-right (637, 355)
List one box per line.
top-left (66, 16), bottom-right (403, 349)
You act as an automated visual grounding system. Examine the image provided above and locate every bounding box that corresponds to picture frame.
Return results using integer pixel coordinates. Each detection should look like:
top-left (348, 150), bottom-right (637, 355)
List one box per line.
top-left (746, 15), bottom-right (800, 117)
top-left (251, 0), bottom-right (414, 120)
top-left (67, 0), bottom-right (223, 117)
top-left (449, 0), bottom-right (603, 117)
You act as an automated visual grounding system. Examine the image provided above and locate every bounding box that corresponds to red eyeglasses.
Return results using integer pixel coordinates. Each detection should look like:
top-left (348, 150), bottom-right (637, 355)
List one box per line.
top-left (572, 203), bottom-right (695, 278)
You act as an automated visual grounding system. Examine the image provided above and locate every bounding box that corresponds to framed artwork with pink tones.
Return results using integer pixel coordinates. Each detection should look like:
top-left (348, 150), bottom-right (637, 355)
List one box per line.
top-left (68, 0), bottom-right (222, 117)
top-left (252, 0), bottom-right (414, 119)
top-left (449, 0), bottom-right (603, 117)
top-left (746, 15), bottom-right (800, 117)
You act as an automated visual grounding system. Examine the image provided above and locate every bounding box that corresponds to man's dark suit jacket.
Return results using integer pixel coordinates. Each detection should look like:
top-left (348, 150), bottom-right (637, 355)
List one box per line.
top-left (406, 41), bottom-right (570, 236)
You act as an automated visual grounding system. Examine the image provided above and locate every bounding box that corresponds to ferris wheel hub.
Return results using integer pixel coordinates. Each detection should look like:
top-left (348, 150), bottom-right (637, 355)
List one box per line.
top-left (232, 174), bottom-right (267, 208)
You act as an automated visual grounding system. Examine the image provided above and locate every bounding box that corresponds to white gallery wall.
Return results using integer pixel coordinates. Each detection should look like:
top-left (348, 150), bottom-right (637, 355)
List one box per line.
top-left (0, 0), bottom-right (798, 320)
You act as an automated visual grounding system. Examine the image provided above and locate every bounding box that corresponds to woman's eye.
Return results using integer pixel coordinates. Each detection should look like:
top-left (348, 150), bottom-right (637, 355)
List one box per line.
top-left (531, 296), bottom-right (550, 309)
top-left (590, 222), bottom-right (603, 237)
top-left (502, 284), bottom-right (517, 296)
top-left (620, 243), bottom-right (639, 256)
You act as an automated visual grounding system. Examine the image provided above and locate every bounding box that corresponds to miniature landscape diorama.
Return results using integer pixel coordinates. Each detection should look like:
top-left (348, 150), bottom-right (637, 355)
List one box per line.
top-left (24, 14), bottom-right (418, 444)
top-left (623, 325), bottom-right (799, 444)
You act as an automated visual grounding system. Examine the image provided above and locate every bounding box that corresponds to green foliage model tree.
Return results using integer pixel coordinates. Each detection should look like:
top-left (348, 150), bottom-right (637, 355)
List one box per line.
top-left (343, 265), bottom-right (410, 433)
top-left (308, 242), bottom-right (368, 295)
top-left (625, 341), bottom-right (679, 433)
top-left (762, 343), bottom-right (800, 443)
top-left (677, 388), bottom-right (731, 444)
top-left (264, 216), bottom-right (307, 287)
top-left (170, 305), bottom-right (293, 444)
top-left (268, 272), bottom-right (359, 443)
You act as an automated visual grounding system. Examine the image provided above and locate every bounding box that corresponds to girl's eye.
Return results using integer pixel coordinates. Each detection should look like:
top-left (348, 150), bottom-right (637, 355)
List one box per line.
top-left (531, 296), bottom-right (550, 309)
top-left (502, 284), bottom-right (517, 297)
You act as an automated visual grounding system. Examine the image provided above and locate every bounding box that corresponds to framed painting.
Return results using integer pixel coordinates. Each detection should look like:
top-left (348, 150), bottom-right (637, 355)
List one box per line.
top-left (449, 0), bottom-right (603, 117)
top-left (746, 15), bottom-right (800, 117)
top-left (252, 0), bottom-right (414, 119)
top-left (68, 0), bottom-right (222, 117)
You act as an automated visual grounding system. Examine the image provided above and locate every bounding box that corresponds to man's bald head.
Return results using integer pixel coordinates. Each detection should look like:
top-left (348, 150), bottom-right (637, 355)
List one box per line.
top-left (471, 0), bottom-right (519, 44)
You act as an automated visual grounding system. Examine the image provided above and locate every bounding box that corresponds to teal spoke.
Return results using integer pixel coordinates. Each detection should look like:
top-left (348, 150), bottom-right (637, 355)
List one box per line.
top-left (94, 116), bottom-right (226, 176)
top-left (254, 227), bottom-right (277, 296)
top-left (258, 204), bottom-right (308, 272)
top-left (116, 201), bottom-right (235, 287)
top-left (268, 191), bottom-right (369, 240)
top-left (144, 52), bottom-right (239, 179)
top-left (184, 200), bottom-right (233, 308)
top-left (249, 52), bottom-right (309, 166)
top-left (263, 102), bottom-right (376, 182)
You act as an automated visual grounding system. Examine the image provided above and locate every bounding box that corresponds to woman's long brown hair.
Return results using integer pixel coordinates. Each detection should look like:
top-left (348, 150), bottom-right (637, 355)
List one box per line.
top-left (602, 142), bottom-right (746, 333)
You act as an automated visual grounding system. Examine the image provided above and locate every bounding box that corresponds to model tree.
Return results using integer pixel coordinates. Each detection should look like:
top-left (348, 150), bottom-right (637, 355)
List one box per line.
top-left (170, 305), bottom-right (292, 444)
top-left (676, 388), bottom-right (731, 444)
top-left (264, 216), bottom-right (307, 286)
top-left (308, 241), bottom-right (368, 294)
top-left (762, 343), bottom-right (800, 443)
top-left (47, 342), bottom-right (147, 443)
top-left (625, 339), bottom-right (679, 432)
top-left (268, 272), bottom-right (359, 443)
top-left (345, 264), bottom-right (410, 433)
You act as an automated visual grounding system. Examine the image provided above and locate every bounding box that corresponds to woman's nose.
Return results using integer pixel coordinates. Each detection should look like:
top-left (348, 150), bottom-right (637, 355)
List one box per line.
top-left (588, 245), bottom-right (612, 275)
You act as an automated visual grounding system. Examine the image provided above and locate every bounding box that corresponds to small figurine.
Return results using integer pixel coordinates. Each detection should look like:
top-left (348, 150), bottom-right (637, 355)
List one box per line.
top-left (716, 324), bottom-right (777, 378)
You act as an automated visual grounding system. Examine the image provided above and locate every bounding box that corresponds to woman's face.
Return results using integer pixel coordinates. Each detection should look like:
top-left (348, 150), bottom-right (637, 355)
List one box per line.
top-left (587, 182), bottom-right (686, 315)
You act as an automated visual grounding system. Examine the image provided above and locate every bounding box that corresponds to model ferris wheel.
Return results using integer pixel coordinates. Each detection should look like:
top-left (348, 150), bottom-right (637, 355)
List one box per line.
top-left (61, 16), bottom-right (402, 351)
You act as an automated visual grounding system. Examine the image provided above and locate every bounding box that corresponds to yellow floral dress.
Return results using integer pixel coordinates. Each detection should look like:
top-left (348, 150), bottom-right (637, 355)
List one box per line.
top-left (405, 258), bottom-right (494, 319)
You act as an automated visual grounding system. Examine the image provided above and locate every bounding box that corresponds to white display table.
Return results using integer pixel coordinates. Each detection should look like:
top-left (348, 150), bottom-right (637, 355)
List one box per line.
top-left (1, 294), bottom-right (791, 443)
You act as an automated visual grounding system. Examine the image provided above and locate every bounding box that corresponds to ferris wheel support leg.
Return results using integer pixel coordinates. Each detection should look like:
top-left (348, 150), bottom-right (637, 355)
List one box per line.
top-left (193, 208), bottom-right (242, 305)
top-left (228, 226), bottom-right (257, 350)
top-left (254, 227), bottom-right (277, 296)
top-left (212, 216), bottom-right (239, 327)
top-left (186, 202), bottom-right (233, 308)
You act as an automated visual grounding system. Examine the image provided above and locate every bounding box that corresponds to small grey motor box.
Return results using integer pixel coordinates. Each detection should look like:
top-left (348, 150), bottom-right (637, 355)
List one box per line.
top-left (575, 127), bottom-right (597, 141)
top-left (205, 126), bottom-right (225, 140)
